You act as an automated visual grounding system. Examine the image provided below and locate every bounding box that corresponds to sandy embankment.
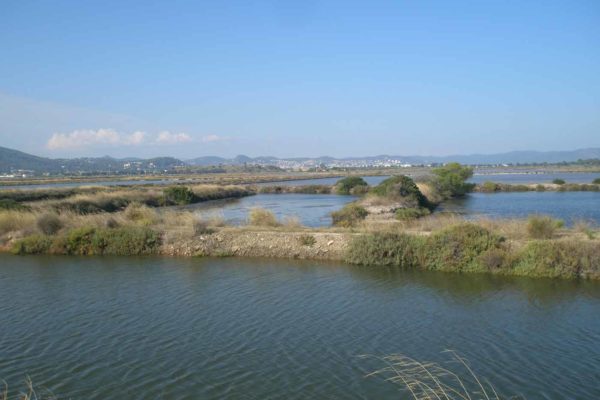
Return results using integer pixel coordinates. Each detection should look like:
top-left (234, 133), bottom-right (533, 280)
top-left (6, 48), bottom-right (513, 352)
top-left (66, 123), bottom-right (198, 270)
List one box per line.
top-left (161, 228), bottom-right (353, 260)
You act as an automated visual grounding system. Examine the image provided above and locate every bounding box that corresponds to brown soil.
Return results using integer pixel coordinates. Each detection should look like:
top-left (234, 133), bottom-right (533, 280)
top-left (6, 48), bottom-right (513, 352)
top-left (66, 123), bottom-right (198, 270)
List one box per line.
top-left (161, 228), bottom-right (353, 260)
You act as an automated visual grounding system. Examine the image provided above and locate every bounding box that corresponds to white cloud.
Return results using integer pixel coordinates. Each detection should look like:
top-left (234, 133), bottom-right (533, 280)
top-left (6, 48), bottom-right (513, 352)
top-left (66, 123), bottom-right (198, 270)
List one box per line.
top-left (45, 129), bottom-right (226, 150)
top-left (155, 131), bottom-right (192, 144)
top-left (123, 131), bottom-right (146, 145)
top-left (47, 129), bottom-right (125, 150)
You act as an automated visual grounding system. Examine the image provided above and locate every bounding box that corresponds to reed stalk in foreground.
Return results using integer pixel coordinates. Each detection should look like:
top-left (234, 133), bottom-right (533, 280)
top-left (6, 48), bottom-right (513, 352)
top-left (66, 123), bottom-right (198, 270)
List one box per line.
top-left (1, 377), bottom-right (55, 400)
top-left (364, 350), bottom-right (524, 400)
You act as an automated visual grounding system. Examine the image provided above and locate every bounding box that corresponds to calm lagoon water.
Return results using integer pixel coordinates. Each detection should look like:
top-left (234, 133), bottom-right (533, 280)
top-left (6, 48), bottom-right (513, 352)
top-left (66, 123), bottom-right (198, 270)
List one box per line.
top-left (1, 255), bottom-right (599, 399)
top-left (187, 193), bottom-right (357, 227)
top-left (440, 191), bottom-right (600, 224)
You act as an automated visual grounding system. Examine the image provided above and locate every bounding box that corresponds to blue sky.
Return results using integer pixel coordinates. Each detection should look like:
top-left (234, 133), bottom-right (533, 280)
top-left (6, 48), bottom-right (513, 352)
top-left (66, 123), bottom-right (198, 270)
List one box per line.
top-left (1, 0), bottom-right (599, 159)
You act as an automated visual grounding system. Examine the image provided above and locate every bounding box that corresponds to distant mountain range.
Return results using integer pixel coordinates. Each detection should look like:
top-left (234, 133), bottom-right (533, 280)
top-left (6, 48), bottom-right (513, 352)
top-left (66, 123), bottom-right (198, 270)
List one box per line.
top-left (0, 146), bottom-right (184, 174)
top-left (1, 145), bottom-right (600, 175)
top-left (186, 148), bottom-right (600, 166)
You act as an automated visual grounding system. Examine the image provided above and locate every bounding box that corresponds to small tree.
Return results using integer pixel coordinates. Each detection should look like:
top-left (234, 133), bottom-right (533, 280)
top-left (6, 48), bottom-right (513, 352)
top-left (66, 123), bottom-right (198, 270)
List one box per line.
top-left (371, 175), bottom-right (429, 209)
top-left (431, 163), bottom-right (475, 198)
top-left (163, 186), bottom-right (195, 205)
top-left (552, 178), bottom-right (566, 185)
top-left (331, 203), bottom-right (368, 227)
top-left (335, 176), bottom-right (368, 195)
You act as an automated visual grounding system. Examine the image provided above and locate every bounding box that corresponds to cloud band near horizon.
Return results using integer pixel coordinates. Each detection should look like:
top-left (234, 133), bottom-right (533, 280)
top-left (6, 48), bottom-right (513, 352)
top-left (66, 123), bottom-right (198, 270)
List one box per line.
top-left (46, 129), bottom-right (228, 150)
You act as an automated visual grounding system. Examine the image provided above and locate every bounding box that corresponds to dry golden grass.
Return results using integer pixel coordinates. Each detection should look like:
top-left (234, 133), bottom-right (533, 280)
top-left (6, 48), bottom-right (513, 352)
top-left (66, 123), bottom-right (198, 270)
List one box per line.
top-left (0, 211), bottom-right (36, 236)
top-left (365, 351), bottom-right (511, 400)
top-left (1, 377), bottom-right (56, 400)
top-left (476, 218), bottom-right (529, 240)
top-left (248, 208), bottom-right (279, 227)
top-left (282, 216), bottom-right (303, 229)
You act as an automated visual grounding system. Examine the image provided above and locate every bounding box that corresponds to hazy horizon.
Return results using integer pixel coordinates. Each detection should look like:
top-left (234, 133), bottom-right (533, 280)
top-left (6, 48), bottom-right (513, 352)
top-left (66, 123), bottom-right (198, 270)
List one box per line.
top-left (1, 1), bottom-right (599, 159)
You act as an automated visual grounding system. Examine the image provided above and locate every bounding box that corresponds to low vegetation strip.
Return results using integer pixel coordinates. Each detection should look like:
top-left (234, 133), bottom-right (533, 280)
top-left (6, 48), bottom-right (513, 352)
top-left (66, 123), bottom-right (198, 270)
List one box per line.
top-left (12, 226), bottom-right (161, 256)
top-left (345, 223), bottom-right (600, 279)
top-left (476, 182), bottom-right (600, 192)
top-left (3, 185), bottom-right (254, 214)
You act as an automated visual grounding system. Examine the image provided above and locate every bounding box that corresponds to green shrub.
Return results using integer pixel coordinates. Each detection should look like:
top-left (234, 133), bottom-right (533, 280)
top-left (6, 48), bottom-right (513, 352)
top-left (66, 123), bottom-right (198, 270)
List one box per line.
top-left (510, 184), bottom-right (531, 192)
top-left (91, 227), bottom-right (161, 255)
top-left (535, 184), bottom-right (546, 192)
top-left (552, 178), bottom-right (566, 185)
top-left (371, 175), bottom-right (429, 209)
top-left (0, 199), bottom-right (29, 211)
top-left (331, 203), bottom-right (368, 227)
top-left (526, 215), bottom-right (564, 239)
top-left (480, 181), bottom-right (499, 193)
top-left (430, 163), bottom-right (475, 198)
top-left (395, 207), bottom-right (430, 221)
top-left (345, 232), bottom-right (424, 267)
top-left (335, 177), bottom-right (368, 195)
top-left (478, 248), bottom-right (509, 270)
top-left (422, 224), bottom-right (503, 272)
top-left (164, 186), bottom-right (195, 205)
top-left (350, 185), bottom-right (370, 195)
top-left (513, 240), bottom-right (600, 279)
top-left (12, 234), bottom-right (53, 255)
top-left (15, 226), bottom-right (162, 256)
top-left (65, 227), bottom-right (98, 255)
top-left (248, 208), bottom-right (279, 226)
top-left (298, 234), bottom-right (317, 247)
top-left (593, 178), bottom-right (600, 185)
top-left (36, 213), bottom-right (63, 235)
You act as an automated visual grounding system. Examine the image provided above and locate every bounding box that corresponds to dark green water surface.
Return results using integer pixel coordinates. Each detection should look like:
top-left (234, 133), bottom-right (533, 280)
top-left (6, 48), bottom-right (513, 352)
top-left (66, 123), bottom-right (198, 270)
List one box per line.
top-left (1, 255), bottom-right (599, 399)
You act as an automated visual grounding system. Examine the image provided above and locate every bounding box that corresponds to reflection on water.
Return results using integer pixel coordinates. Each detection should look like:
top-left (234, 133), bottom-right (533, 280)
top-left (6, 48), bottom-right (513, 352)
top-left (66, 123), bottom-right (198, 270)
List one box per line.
top-left (440, 191), bottom-right (600, 224)
top-left (1, 255), bottom-right (599, 399)
top-left (186, 193), bottom-right (357, 227)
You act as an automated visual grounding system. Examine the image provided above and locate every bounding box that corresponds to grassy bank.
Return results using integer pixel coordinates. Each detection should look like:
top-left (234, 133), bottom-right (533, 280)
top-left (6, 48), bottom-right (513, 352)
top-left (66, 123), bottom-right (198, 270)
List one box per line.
top-left (3, 203), bottom-right (599, 279)
top-left (1, 184), bottom-right (253, 214)
top-left (475, 181), bottom-right (600, 192)
top-left (346, 222), bottom-right (600, 279)
top-left (2, 167), bottom-right (599, 280)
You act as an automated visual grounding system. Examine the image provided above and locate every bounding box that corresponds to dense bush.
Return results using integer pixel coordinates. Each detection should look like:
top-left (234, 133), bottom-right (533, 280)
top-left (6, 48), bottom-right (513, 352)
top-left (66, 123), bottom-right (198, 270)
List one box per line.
top-left (13, 226), bottom-right (161, 256)
top-left (535, 184), bottom-right (546, 192)
top-left (0, 199), bottom-right (30, 211)
top-left (594, 178), bottom-right (600, 185)
top-left (346, 223), bottom-right (502, 273)
top-left (513, 240), bottom-right (600, 279)
top-left (163, 186), bottom-right (195, 205)
top-left (526, 215), bottom-right (564, 239)
top-left (395, 207), bottom-right (430, 221)
top-left (248, 208), bottom-right (279, 226)
top-left (12, 234), bottom-right (53, 254)
top-left (331, 203), bottom-right (368, 227)
top-left (552, 178), bottom-right (566, 185)
top-left (346, 232), bottom-right (424, 267)
top-left (335, 177), bottom-right (368, 195)
top-left (36, 213), bottom-right (63, 235)
top-left (480, 181), bottom-right (499, 193)
top-left (430, 163), bottom-right (475, 198)
top-left (371, 175), bottom-right (429, 209)
top-left (422, 224), bottom-right (504, 272)
top-left (258, 185), bottom-right (331, 194)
